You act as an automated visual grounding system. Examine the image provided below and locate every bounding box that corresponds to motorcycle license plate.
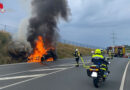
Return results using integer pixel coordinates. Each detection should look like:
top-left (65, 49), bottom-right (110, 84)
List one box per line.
top-left (91, 72), bottom-right (97, 77)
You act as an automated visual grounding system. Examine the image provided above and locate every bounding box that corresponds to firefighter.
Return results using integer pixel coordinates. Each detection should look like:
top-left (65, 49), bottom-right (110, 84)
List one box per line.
top-left (101, 49), bottom-right (104, 55)
top-left (92, 49), bottom-right (104, 64)
top-left (108, 50), bottom-right (112, 59)
top-left (92, 49), bottom-right (110, 77)
top-left (73, 49), bottom-right (81, 67)
top-left (91, 50), bottom-right (95, 56)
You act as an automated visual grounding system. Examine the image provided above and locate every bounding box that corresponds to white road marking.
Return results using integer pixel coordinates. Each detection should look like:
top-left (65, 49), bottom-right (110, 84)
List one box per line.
top-left (0, 66), bottom-right (74, 90)
top-left (0, 71), bottom-right (29, 77)
top-left (120, 60), bottom-right (130, 90)
top-left (0, 74), bottom-right (47, 81)
top-left (0, 62), bottom-right (90, 78)
top-left (55, 64), bottom-right (75, 67)
top-left (0, 62), bottom-right (29, 67)
top-left (0, 68), bottom-right (67, 80)
top-left (56, 62), bottom-right (91, 67)
top-left (30, 68), bottom-right (66, 72)
top-left (0, 60), bottom-right (90, 89)
top-left (0, 64), bottom-right (70, 77)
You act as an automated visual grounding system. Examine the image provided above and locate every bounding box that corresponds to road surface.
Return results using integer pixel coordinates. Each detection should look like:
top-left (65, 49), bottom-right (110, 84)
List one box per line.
top-left (0, 57), bottom-right (129, 90)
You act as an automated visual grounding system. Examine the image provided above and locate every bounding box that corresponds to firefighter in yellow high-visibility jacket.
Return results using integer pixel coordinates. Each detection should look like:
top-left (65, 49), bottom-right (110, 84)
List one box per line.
top-left (108, 50), bottom-right (112, 59)
top-left (73, 49), bottom-right (81, 67)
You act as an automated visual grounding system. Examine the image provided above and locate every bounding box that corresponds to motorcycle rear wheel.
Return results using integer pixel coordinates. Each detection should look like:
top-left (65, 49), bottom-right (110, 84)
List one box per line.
top-left (93, 78), bottom-right (102, 88)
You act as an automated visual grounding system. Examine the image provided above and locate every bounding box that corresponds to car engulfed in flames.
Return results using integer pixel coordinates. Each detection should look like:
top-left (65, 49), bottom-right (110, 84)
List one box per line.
top-left (27, 36), bottom-right (57, 63)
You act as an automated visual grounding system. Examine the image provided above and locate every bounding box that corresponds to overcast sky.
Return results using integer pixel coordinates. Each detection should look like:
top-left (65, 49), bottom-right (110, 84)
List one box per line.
top-left (0, 0), bottom-right (130, 48)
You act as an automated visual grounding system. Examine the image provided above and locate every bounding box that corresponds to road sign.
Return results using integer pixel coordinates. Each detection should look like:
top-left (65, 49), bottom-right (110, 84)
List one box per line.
top-left (0, 2), bottom-right (5, 13)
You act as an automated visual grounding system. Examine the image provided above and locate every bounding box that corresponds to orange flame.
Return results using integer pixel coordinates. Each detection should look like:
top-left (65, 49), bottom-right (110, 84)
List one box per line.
top-left (28, 36), bottom-right (53, 63)
top-left (46, 58), bottom-right (54, 62)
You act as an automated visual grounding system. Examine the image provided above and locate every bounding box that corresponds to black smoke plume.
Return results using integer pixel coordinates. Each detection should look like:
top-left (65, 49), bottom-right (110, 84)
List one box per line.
top-left (27, 0), bottom-right (70, 49)
top-left (8, 0), bottom-right (70, 60)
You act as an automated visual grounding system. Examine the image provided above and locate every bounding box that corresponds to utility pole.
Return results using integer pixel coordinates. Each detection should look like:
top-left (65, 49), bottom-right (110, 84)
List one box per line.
top-left (112, 32), bottom-right (116, 46)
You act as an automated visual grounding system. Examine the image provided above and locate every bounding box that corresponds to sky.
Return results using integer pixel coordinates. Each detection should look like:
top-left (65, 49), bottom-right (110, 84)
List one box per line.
top-left (0, 0), bottom-right (130, 48)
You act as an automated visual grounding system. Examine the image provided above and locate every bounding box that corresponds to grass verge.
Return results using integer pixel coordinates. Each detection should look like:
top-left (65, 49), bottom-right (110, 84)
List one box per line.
top-left (57, 43), bottom-right (93, 59)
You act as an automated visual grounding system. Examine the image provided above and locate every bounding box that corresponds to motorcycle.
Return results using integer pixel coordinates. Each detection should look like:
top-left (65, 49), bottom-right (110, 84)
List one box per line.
top-left (87, 64), bottom-right (109, 88)
top-left (80, 56), bottom-right (110, 88)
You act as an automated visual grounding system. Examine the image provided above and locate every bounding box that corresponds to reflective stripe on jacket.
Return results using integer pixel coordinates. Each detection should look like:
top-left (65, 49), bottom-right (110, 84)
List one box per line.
top-left (92, 54), bottom-right (104, 59)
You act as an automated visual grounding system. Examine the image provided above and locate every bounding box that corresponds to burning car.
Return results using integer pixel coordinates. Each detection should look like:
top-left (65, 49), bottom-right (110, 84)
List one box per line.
top-left (27, 36), bottom-right (57, 63)
top-left (8, 36), bottom-right (57, 63)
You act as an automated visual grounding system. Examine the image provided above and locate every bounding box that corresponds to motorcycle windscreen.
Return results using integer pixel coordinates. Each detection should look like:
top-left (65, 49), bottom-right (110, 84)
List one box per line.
top-left (91, 72), bottom-right (98, 77)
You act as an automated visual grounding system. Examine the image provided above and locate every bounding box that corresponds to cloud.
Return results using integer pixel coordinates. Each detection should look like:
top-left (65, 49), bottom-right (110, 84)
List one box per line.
top-left (59, 0), bottom-right (130, 47)
top-left (69, 0), bottom-right (130, 24)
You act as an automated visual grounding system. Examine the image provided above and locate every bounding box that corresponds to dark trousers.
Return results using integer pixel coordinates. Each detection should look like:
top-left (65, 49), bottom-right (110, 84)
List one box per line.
top-left (76, 58), bottom-right (79, 65)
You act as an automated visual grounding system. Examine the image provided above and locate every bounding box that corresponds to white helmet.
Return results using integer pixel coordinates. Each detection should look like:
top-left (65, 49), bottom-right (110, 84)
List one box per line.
top-left (76, 49), bottom-right (78, 51)
top-left (91, 51), bottom-right (94, 54)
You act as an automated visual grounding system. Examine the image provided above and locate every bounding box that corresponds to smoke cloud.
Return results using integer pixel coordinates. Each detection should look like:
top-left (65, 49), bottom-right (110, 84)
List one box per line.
top-left (27, 0), bottom-right (70, 49)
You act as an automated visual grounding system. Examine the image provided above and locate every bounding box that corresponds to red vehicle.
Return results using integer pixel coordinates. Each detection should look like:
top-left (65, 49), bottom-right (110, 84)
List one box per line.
top-left (107, 46), bottom-right (125, 57)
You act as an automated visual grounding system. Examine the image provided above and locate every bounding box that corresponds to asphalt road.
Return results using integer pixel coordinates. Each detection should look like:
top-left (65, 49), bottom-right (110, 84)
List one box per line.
top-left (0, 57), bottom-right (129, 90)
